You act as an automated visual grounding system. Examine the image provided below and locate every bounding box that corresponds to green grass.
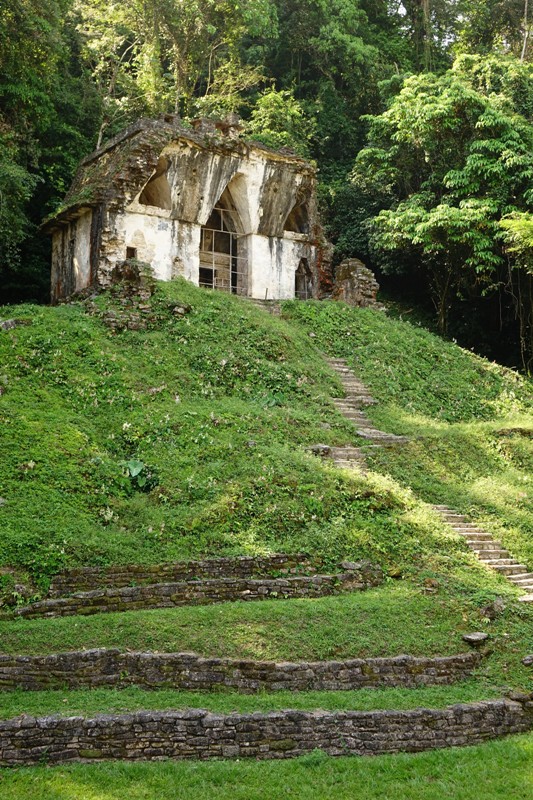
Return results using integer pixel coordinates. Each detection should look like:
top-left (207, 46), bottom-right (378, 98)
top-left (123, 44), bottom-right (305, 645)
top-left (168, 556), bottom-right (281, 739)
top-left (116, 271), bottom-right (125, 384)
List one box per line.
top-left (282, 300), bottom-right (533, 580)
top-left (0, 682), bottom-right (499, 720)
top-left (2, 733), bottom-right (533, 799)
top-left (1, 585), bottom-right (532, 692)
top-left (2, 285), bottom-right (533, 788)
top-left (282, 300), bottom-right (533, 423)
top-left (0, 281), bottom-right (425, 589)
top-left (0, 585), bottom-right (479, 659)
top-left (4, 283), bottom-right (532, 601)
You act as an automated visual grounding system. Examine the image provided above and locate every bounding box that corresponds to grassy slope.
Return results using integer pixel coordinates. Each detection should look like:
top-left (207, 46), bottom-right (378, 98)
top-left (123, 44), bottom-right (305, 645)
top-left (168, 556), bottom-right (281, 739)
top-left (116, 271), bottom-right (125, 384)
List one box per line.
top-left (0, 281), bottom-right (420, 586)
top-left (2, 735), bottom-right (533, 800)
top-left (1, 283), bottom-right (533, 794)
top-left (1, 282), bottom-right (531, 593)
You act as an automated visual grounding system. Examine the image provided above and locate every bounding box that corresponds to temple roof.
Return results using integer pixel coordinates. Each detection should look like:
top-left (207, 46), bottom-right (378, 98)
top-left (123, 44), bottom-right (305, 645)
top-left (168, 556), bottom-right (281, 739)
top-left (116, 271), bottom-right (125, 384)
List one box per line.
top-left (43, 116), bottom-right (313, 232)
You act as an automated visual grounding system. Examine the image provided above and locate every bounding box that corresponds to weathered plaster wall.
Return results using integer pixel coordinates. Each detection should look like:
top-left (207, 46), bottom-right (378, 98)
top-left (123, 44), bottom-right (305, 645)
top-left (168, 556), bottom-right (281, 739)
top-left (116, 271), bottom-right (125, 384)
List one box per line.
top-left (120, 212), bottom-right (175, 280)
top-left (51, 210), bottom-right (93, 301)
top-left (247, 235), bottom-right (316, 300)
top-left (72, 211), bottom-right (92, 291)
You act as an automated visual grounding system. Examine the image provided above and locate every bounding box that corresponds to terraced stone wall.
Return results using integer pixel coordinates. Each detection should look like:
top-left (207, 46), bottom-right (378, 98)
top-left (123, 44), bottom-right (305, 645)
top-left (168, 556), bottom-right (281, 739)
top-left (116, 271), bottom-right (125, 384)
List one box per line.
top-left (14, 566), bottom-right (382, 620)
top-left (0, 650), bottom-right (482, 692)
top-left (48, 554), bottom-right (315, 596)
top-left (1, 700), bottom-right (531, 766)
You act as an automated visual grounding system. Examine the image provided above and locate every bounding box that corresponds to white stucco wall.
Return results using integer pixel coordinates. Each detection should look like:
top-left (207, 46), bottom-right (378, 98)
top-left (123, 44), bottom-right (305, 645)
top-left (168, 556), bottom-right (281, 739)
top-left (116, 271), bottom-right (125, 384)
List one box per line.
top-left (248, 235), bottom-right (316, 300)
top-left (106, 207), bottom-right (315, 300)
top-left (88, 134), bottom-right (319, 300)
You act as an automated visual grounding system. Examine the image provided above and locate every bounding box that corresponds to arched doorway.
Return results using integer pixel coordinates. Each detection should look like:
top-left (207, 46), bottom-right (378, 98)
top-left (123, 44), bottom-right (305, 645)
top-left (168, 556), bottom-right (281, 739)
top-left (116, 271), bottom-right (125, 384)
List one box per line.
top-left (295, 258), bottom-right (312, 300)
top-left (199, 187), bottom-right (248, 295)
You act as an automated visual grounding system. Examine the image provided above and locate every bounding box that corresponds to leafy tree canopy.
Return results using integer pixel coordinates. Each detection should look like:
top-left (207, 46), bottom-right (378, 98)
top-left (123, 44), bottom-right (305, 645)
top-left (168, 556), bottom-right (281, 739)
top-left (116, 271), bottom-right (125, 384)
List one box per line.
top-left (353, 54), bottom-right (533, 366)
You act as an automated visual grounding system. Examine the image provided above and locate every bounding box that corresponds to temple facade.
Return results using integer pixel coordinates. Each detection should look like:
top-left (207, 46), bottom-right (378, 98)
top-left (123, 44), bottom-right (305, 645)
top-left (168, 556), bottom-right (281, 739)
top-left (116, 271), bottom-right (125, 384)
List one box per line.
top-left (45, 116), bottom-right (323, 303)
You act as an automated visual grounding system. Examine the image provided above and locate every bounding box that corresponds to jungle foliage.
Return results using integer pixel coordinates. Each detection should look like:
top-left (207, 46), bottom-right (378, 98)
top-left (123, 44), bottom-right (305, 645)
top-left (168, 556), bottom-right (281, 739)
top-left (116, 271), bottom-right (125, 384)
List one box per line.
top-left (1, 0), bottom-right (533, 364)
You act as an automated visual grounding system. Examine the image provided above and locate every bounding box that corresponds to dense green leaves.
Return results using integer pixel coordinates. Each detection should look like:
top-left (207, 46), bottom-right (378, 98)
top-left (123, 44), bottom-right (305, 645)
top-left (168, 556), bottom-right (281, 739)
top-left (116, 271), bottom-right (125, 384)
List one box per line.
top-left (352, 55), bottom-right (533, 366)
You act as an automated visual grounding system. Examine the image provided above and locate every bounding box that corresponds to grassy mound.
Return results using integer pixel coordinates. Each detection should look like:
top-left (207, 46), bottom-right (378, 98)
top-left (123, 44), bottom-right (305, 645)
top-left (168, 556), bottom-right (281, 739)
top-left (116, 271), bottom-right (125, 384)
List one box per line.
top-left (2, 283), bottom-right (533, 794)
top-left (3, 281), bottom-right (531, 598)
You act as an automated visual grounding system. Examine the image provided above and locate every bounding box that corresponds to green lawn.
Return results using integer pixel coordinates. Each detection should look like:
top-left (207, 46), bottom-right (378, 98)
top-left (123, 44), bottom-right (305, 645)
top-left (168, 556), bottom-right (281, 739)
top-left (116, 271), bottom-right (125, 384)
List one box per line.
top-left (0, 682), bottom-right (499, 720)
top-left (2, 733), bottom-right (533, 799)
top-left (0, 585), bottom-right (476, 659)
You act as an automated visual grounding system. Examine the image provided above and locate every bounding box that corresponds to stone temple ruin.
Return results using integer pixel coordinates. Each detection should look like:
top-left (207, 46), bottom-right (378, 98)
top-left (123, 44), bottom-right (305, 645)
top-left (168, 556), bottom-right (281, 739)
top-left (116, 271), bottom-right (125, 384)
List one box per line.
top-left (45, 115), bottom-right (325, 303)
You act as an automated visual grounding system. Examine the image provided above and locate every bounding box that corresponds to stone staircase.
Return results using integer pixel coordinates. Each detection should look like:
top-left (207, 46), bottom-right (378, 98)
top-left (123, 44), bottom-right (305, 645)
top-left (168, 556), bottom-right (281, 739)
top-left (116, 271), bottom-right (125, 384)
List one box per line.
top-left (324, 357), bottom-right (409, 471)
top-left (433, 506), bottom-right (533, 603)
top-left (321, 355), bottom-right (532, 603)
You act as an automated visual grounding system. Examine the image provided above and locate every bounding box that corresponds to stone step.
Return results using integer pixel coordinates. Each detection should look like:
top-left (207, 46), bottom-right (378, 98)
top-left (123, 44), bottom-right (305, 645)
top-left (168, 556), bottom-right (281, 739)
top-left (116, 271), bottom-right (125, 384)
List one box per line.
top-left (508, 575), bottom-right (533, 592)
top-left (467, 539), bottom-right (505, 549)
top-left (333, 406), bottom-right (368, 416)
top-left (452, 528), bottom-right (493, 536)
top-left (472, 549), bottom-right (510, 559)
top-left (464, 538), bottom-right (500, 548)
top-left (490, 563), bottom-right (528, 575)
top-left (478, 557), bottom-right (521, 567)
top-left (334, 392), bottom-right (373, 398)
top-left (357, 429), bottom-right (409, 443)
top-left (458, 536), bottom-right (497, 545)
top-left (334, 413), bottom-right (370, 421)
top-left (518, 594), bottom-right (533, 602)
top-left (333, 398), bottom-right (375, 406)
top-left (508, 572), bottom-right (533, 582)
top-left (333, 396), bottom-right (370, 403)
top-left (336, 403), bottom-right (376, 412)
top-left (330, 445), bottom-right (366, 454)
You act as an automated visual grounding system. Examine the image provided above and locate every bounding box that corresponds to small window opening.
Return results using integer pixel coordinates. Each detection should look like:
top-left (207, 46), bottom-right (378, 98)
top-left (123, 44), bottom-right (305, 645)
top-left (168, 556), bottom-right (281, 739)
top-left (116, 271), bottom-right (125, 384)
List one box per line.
top-left (199, 266), bottom-right (214, 288)
top-left (295, 258), bottom-right (312, 300)
top-left (284, 202), bottom-right (309, 234)
top-left (126, 247), bottom-right (137, 260)
top-left (139, 157), bottom-right (172, 209)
